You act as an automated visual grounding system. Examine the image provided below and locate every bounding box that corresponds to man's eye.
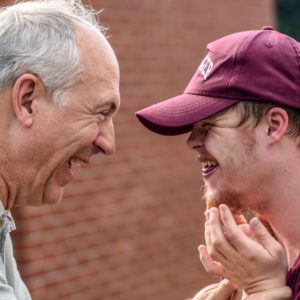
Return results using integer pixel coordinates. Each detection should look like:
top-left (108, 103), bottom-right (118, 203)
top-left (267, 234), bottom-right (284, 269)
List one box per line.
top-left (203, 122), bottom-right (213, 129)
top-left (99, 111), bottom-right (110, 117)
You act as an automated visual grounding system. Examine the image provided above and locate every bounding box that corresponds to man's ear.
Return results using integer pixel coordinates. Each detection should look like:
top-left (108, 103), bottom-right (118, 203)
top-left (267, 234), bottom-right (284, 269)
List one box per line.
top-left (265, 107), bottom-right (289, 144)
top-left (12, 73), bottom-right (46, 128)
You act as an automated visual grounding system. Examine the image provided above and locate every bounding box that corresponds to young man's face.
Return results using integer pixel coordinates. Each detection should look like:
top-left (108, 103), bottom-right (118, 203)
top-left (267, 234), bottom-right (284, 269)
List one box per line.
top-left (186, 104), bottom-right (268, 212)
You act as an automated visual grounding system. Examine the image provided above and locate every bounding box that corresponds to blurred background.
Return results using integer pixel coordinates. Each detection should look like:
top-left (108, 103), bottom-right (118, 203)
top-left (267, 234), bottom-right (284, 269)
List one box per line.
top-left (0, 0), bottom-right (297, 299)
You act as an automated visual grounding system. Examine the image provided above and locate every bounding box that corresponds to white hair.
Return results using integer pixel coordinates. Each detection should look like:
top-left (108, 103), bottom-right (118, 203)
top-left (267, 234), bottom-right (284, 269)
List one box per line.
top-left (0, 0), bottom-right (105, 105)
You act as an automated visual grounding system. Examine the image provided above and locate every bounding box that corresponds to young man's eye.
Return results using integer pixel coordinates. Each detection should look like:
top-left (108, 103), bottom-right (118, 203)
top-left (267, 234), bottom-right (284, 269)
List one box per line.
top-left (203, 122), bottom-right (213, 129)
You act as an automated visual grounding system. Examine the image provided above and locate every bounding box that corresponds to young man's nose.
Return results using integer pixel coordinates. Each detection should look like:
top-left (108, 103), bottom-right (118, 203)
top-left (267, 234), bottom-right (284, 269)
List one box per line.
top-left (186, 125), bottom-right (206, 150)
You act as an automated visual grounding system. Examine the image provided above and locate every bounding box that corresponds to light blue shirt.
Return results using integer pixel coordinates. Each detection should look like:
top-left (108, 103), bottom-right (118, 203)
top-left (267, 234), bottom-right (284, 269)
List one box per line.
top-left (0, 202), bottom-right (31, 300)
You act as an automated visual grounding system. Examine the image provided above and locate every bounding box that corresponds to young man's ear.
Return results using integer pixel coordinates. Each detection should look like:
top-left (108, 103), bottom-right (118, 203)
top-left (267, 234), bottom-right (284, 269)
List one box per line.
top-left (265, 107), bottom-right (289, 144)
top-left (12, 73), bottom-right (46, 128)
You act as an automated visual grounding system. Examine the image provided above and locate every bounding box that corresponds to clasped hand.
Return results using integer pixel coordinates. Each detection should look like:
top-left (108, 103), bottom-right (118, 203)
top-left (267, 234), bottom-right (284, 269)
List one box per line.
top-left (198, 204), bottom-right (289, 296)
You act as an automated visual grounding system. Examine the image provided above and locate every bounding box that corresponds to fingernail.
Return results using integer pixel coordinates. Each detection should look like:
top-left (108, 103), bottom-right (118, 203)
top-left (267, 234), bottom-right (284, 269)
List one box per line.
top-left (250, 217), bottom-right (261, 229)
top-left (219, 204), bottom-right (226, 214)
top-left (219, 205), bottom-right (226, 214)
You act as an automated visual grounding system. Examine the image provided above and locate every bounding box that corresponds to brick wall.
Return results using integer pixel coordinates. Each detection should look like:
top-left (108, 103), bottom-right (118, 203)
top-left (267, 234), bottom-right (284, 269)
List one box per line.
top-left (0, 0), bottom-right (274, 299)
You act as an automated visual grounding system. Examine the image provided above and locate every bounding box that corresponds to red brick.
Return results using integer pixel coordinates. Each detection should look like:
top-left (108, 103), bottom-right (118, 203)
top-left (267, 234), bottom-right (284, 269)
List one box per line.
top-left (0, 0), bottom-right (275, 299)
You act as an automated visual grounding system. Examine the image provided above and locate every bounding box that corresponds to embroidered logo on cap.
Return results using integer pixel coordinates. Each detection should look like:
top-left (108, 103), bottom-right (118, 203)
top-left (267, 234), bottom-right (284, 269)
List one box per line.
top-left (198, 54), bottom-right (213, 80)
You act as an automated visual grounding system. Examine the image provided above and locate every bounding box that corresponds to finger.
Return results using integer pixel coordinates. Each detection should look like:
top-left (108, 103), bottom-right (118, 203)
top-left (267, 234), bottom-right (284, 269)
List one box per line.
top-left (233, 214), bottom-right (252, 238)
top-left (190, 284), bottom-right (218, 300)
top-left (239, 224), bottom-right (251, 237)
top-left (191, 280), bottom-right (236, 300)
top-left (204, 220), bottom-right (212, 251)
top-left (208, 207), bottom-right (237, 261)
top-left (233, 214), bottom-right (247, 225)
top-left (249, 217), bottom-right (283, 257)
top-left (219, 204), bottom-right (257, 252)
top-left (205, 218), bottom-right (227, 263)
top-left (210, 279), bottom-right (237, 300)
top-left (257, 216), bottom-right (275, 237)
top-left (198, 244), bottom-right (224, 277)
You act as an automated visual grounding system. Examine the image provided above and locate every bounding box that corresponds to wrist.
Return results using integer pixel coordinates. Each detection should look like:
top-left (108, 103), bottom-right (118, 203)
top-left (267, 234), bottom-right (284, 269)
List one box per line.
top-left (245, 279), bottom-right (287, 295)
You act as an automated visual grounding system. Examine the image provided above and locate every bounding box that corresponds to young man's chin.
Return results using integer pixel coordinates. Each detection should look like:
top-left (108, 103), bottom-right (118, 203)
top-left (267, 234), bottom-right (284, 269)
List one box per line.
top-left (203, 187), bottom-right (243, 212)
top-left (203, 192), bottom-right (221, 209)
top-left (202, 185), bottom-right (221, 208)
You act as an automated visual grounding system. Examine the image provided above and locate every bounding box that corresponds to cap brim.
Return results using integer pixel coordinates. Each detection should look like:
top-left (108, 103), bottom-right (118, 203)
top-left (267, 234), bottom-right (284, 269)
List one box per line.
top-left (136, 93), bottom-right (238, 136)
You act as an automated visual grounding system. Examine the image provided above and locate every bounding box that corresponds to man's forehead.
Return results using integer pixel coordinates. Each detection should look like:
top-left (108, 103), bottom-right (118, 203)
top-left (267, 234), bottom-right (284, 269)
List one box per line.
top-left (202, 103), bottom-right (240, 123)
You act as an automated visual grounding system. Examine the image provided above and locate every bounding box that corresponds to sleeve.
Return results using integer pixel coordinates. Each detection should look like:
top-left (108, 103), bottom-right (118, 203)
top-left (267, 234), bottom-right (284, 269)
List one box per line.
top-left (287, 262), bottom-right (300, 300)
top-left (294, 275), bottom-right (300, 300)
top-left (0, 255), bottom-right (18, 300)
top-left (3, 234), bottom-right (32, 300)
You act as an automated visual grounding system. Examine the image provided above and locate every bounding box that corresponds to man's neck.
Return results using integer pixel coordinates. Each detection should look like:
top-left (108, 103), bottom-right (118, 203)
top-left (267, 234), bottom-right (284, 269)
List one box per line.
top-left (256, 180), bottom-right (300, 267)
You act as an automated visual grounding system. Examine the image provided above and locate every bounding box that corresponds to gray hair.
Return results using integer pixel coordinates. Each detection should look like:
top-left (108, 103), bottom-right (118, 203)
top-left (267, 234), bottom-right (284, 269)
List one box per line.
top-left (0, 0), bottom-right (105, 105)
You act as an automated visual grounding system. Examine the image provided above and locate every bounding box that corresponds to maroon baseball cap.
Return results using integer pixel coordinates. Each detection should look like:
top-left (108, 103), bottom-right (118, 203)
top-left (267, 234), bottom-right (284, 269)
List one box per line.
top-left (136, 26), bottom-right (300, 135)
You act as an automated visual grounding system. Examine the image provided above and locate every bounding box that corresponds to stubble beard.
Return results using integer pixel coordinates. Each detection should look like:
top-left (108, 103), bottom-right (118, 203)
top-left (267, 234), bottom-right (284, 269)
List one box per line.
top-left (203, 182), bottom-right (272, 218)
top-left (202, 184), bottom-right (244, 214)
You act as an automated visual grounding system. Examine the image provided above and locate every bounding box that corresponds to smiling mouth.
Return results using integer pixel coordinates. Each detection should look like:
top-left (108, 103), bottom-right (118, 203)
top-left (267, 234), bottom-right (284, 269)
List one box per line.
top-left (68, 157), bottom-right (88, 168)
top-left (201, 160), bottom-right (219, 177)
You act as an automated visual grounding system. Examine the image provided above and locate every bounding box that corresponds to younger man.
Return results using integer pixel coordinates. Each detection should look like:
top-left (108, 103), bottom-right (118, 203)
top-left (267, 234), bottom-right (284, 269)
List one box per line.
top-left (136, 27), bottom-right (298, 299)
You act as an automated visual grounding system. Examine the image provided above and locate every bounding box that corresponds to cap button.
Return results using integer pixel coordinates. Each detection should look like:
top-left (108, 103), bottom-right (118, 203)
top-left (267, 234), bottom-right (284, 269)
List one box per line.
top-left (261, 25), bottom-right (274, 30)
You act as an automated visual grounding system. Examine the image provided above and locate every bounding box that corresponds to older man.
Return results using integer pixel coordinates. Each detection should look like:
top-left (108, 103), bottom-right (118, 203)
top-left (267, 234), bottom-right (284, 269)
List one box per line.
top-left (0, 0), bottom-right (120, 299)
top-left (136, 27), bottom-right (299, 299)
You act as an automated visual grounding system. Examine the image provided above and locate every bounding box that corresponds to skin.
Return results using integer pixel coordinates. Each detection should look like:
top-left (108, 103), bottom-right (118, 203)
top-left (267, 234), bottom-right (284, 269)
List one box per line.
top-left (191, 279), bottom-right (292, 300)
top-left (0, 25), bottom-right (120, 209)
top-left (187, 105), bottom-right (270, 213)
top-left (201, 205), bottom-right (288, 293)
top-left (186, 104), bottom-right (299, 298)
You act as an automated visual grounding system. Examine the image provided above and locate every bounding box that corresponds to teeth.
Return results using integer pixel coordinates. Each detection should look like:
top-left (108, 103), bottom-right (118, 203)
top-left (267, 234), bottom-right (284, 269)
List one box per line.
top-left (69, 157), bottom-right (86, 167)
top-left (202, 160), bottom-right (218, 169)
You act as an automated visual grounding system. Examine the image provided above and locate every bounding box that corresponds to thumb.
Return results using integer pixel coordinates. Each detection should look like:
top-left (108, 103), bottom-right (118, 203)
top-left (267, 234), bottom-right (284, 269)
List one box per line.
top-left (211, 279), bottom-right (237, 299)
top-left (191, 280), bottom-right (237, 300)
top-left (249, 217), bottom-right (279, 250)
top-left (198, 245), bottom-right (224, 277)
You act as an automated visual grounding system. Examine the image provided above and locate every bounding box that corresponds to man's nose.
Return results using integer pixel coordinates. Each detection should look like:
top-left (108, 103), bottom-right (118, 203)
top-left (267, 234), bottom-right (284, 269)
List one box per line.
top-left (186, 126), bottom-right (205, 151)
top-left (94, 124), bottom-right (116, 155)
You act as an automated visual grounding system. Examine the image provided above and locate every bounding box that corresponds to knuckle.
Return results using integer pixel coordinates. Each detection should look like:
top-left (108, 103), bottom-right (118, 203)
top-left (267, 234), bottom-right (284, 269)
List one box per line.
top-left (224, 230), bottom-right (238, 242)
top-left (208, 248), bottom-right (219, 261)
top-left (272, 244), bottom-right (285, 258)
top-left (211, 238), bottom-right (222, 249)
top-left (207, 247), bottom-right (215, 257)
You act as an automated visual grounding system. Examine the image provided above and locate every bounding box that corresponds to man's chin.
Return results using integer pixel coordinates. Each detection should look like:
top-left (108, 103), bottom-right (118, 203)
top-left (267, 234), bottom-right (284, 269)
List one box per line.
top-left (203, 187), bottom-right (243, 212)
top-left (43, 186), bottom-right (64, 205)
